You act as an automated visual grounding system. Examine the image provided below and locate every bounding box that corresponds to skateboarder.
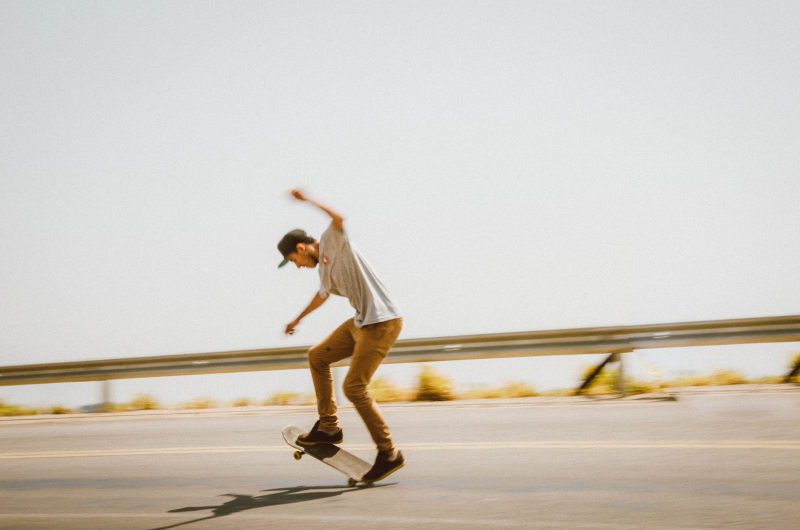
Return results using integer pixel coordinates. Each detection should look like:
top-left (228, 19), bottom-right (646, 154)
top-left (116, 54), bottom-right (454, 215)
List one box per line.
top-left (278, 189), bottom-right (404, 483)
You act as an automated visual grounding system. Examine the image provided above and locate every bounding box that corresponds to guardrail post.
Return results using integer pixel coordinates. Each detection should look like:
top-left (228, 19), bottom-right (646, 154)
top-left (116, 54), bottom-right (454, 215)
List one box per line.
top-left (785, 357), bottom-right (800, 383)
top-left (613, 352), bottom-right (626, 397)
top-left (576, 353), bottom-right (614, 395)
top-left (100, 380), bottom-right (112, 412)
top-left (576, 349), bottom-right (632, 397)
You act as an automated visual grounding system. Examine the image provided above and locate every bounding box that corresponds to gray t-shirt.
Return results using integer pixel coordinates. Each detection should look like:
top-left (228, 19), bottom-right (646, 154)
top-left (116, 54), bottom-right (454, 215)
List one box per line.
top-left (317, 224), bottom-right (401, 328)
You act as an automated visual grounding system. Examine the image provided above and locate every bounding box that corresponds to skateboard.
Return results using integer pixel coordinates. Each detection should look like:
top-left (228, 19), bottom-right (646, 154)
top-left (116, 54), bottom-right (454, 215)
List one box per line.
top-left (281, 425), bottom-right (372, 487)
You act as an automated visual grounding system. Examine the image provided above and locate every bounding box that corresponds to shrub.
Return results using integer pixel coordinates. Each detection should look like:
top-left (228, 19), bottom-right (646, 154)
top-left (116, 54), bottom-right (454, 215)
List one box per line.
top-left (266, 392), bottom-right (299, 405)
top-left (126, 394), bottom-right (160, 411)
top-left (414, 365), bottom-right (454, 401)
top-left (708, 369), bottom-right (746, 386)
top-left (465, 386), bottom-right (503, 399)
top-left (465, 382), bottom-right (537, 399)
top-left (749, 376), bottom-right (782, 384)
top-left (368, 376), bottom-right (409, 402)
top-left (671, 374), bottom-right (708, 387)
top-left (181, 398), bottom-right (216, 410)
top-left (499, 381), bottom-right (537, 398)
top-left (542, 388), bottom-right (573, 397)
top-left (97, 402), bottom-right (119, 413)
top-left (265, 392), bottom-right (315, 406)
top-left (671, 369), bottom-right (746, 387)
top-left (47, 405), bottom-right (74, 415)
top-left (232, 397), bottom-right (253, 407)
top-left (624, 379), bottom-right (661, 395)
top-left (0, 400), bottom-right (37, 417)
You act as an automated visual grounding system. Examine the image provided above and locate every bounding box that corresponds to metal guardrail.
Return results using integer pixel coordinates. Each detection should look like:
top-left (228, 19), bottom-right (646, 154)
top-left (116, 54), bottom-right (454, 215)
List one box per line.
top-left (1, 315), bottom-right (799, 387)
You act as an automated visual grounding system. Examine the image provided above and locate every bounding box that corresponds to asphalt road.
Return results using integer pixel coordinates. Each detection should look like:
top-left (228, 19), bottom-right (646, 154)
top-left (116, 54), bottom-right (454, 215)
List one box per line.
top-left (1, 390), bottom-right (799, 529)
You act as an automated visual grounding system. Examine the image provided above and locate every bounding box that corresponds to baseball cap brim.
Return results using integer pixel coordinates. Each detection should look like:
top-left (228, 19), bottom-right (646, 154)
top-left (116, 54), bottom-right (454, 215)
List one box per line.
top-left (278, 257), bottom-right (290, 268)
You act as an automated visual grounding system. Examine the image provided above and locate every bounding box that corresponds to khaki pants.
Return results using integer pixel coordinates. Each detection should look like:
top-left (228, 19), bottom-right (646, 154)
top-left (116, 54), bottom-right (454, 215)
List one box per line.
top-left (308, 317), bottom-right (402, 453)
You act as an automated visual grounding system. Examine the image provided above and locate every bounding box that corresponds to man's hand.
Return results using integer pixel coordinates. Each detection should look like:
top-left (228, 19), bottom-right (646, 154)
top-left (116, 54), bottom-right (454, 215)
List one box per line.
top-left (285, 293), bottom-right (328, 336)
top-left (288, 188), bottom-right (343, 231)
top-left (285, 318), bottom-right (301, 335)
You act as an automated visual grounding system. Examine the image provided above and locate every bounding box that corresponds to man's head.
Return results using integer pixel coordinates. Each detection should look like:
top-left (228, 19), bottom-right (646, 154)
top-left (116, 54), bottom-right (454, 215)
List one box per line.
top-left (277, 229), bottom-right (319, 269)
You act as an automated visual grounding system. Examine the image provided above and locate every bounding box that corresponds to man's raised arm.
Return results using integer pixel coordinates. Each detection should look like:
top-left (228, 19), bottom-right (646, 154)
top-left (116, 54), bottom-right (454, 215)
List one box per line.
top-left (289, 189), bottom-right (344, 231)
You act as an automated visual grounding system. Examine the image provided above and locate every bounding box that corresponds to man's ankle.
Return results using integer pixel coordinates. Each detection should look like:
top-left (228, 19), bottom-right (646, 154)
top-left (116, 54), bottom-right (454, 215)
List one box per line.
top-left (381, 448), bottom-right (399, 460)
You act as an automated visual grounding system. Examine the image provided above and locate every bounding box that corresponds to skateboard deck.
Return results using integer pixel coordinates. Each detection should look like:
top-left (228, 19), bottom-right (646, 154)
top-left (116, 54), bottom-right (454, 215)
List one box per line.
top-left (281, 425), bottom-right (372, 487)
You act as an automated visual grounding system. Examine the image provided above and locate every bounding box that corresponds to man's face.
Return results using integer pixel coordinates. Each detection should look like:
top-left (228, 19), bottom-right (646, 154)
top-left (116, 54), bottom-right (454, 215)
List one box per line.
top-left (287, 244), bottom-right (318, 269)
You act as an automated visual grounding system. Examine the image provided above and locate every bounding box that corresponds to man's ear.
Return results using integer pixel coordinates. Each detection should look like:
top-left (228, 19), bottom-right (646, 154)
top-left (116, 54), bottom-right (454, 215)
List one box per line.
top-left (295, 243), bottom-right (307, 255)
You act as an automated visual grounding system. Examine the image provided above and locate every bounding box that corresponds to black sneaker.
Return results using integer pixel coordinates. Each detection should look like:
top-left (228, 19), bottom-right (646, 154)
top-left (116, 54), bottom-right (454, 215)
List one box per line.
top-left (362, 449), bottom-right (404, 483)
top-left (296, 420), bottom-right (343, 446)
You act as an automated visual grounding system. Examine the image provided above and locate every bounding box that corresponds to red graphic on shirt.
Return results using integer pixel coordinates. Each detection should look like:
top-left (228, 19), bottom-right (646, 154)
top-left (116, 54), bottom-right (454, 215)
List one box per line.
top-left (322, 255), bottom-right (330, 266)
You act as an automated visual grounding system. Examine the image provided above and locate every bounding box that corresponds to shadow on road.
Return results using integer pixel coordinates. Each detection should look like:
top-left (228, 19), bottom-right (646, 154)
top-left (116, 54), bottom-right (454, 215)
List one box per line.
top-left (151, 483), bottom-right (394, 530)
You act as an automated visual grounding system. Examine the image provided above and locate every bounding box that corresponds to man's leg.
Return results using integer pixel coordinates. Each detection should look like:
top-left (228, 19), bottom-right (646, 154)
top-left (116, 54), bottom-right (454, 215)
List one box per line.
top-left (342, 318), bottom-right (403, 453)
top-left (307, 319), bottom-right (356, 433)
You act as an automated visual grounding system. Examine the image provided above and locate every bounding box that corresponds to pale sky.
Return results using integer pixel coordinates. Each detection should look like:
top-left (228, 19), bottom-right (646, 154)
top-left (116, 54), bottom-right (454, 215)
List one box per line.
top-left (1, 1), bottom-right (798, 408)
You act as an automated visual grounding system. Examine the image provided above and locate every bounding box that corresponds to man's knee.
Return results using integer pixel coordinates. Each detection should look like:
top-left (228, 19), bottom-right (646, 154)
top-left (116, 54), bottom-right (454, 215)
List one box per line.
top-left (307, 345), bottom-right (330, 371)
top-left (343, 379), bottom-right (368, 403)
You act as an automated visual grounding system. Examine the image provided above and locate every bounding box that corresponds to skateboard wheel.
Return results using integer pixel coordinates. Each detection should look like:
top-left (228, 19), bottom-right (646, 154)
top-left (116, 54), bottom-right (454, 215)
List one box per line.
top-left (347, 478), bottom-right (357, 487)
top-left (293, 451), bottom-right (303, 460)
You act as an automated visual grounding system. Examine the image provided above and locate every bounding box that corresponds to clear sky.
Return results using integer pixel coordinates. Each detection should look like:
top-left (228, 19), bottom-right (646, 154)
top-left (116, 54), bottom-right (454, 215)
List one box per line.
top-left (1, 1), bottom-right (798, 408)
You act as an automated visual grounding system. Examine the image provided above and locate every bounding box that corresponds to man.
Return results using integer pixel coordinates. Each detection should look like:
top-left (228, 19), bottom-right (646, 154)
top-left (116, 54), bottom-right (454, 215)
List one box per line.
top-left (278, 188), bottom-right (404, 483)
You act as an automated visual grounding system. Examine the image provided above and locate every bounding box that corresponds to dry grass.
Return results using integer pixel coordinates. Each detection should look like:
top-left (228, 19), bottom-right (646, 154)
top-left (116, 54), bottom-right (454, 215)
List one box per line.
top-left (179, 397), bottom-right (217, 410)
top-left (368, 377), bottom-right (413, 403)
top-left (124, 393), bottom-right (161, 411)
top-left (466, 382), bottom-right (537, 399)
top-left (0, 400), bottom-right (37, 417)
top-left (414, 365), bottom-right (455, 401)
top-left (2, 355), bottom-right (798, 417)
top-left (265, 392), bottom-right (316, 406)
top-left (670, 369), bottom-right (747, 387)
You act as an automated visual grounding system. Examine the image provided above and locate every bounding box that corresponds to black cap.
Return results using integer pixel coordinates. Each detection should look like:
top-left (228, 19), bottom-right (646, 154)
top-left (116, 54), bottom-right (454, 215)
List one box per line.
top-left (277, 229), bottom-right (312, 268)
